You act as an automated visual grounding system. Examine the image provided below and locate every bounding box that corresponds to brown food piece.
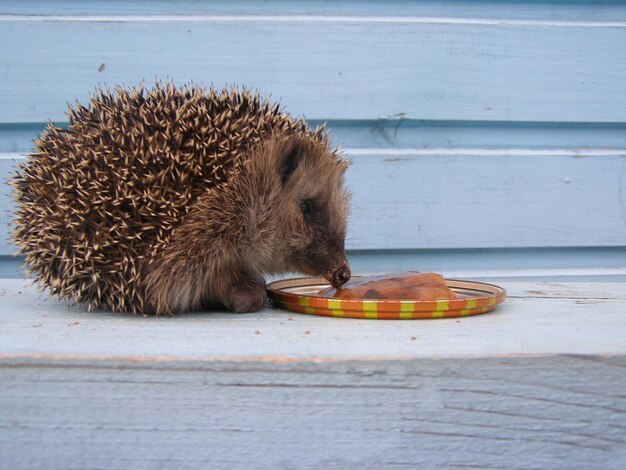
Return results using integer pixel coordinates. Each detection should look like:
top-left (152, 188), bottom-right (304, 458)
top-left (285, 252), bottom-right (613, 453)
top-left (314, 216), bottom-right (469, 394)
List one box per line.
top-left (319, 272), bottom-right (458, 300)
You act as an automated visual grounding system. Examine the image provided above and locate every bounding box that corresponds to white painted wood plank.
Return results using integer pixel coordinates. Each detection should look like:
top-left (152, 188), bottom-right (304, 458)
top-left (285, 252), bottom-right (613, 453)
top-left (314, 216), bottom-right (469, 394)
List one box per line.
top-left (1, 279), bottom-right (624, 360)
top-left (1, 356), bottom-right (625, 470)
top-left (1, 17), bottom-right (625, 123)
top-left (4, 149), bottom-right (626, 254)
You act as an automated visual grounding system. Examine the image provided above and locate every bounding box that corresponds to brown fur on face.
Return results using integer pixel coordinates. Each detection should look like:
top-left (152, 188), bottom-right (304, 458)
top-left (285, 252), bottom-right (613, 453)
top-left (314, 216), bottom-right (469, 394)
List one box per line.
top-left (142, 132), bottom-right (351, 314)
top-left (272, 137), bottom-right (351, 284)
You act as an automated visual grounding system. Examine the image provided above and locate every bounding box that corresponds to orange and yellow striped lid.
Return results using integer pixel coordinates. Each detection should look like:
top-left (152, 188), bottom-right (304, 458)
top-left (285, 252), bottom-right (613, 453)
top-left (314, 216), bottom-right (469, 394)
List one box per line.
top-left (267, 277), bottom-right (506, 320)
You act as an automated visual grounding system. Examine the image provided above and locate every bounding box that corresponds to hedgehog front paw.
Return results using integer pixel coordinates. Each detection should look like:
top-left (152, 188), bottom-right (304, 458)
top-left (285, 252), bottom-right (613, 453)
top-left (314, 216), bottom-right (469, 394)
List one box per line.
top-left (223, 278), bottom-right (267, 313)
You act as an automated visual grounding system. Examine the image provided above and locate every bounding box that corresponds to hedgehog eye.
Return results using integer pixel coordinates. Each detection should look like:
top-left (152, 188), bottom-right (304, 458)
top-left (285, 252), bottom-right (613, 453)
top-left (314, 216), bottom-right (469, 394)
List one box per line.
top-left (300, 199), bottom-right (314, 218)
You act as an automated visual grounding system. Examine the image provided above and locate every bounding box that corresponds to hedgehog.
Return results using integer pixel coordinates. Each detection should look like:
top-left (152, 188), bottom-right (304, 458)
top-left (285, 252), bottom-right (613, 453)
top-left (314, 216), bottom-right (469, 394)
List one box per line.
top-left (12, 82), bottom-right (351, 315)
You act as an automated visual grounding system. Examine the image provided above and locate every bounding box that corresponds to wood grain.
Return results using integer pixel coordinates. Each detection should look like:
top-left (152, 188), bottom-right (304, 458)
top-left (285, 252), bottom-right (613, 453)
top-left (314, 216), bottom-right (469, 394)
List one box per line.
top-left (1, 357), bottom-right (624, 469)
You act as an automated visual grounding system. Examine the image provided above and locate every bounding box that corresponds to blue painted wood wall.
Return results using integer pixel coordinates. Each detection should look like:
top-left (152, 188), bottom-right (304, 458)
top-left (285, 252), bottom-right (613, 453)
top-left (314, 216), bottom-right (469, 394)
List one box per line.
top-left (1, 0), bottom-right (625, 277)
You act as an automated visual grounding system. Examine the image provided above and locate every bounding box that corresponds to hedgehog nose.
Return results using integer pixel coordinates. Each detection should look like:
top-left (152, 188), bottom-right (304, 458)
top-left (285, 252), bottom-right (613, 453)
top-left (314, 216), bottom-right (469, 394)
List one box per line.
top-left (331, 264), bottom-right (351, 288)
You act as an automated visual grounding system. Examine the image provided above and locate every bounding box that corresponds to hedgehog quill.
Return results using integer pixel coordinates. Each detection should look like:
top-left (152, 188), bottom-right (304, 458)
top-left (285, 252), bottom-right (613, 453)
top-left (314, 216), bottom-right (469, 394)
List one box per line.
top-left (12, 82), bottom-right (351, 314)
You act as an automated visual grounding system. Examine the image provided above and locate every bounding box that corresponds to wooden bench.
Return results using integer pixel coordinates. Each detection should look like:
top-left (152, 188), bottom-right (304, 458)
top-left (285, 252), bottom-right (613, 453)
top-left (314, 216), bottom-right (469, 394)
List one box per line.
top-left (1, 278), bottom-right (625, 468)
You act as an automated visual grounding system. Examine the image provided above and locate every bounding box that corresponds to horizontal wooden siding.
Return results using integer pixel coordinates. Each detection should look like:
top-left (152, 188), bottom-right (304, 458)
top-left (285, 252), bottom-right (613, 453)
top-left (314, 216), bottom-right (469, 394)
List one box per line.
top-left (1, 0), bottom-right (625, 276)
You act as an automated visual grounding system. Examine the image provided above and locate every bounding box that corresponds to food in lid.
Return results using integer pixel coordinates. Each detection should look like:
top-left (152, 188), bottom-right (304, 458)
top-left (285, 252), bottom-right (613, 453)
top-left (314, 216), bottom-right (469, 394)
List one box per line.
top-left (319, 271), bottom-right (458, 300)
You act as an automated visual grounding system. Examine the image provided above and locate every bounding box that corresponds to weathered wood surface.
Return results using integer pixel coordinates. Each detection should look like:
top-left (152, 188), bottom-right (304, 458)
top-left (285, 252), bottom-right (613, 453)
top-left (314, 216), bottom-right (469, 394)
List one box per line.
top-left (1, 357), bottom-right (625, 470)
top-left (1, 279), bottom-right (625, 360)
top-left (0, 279), bottom-right (625, 469)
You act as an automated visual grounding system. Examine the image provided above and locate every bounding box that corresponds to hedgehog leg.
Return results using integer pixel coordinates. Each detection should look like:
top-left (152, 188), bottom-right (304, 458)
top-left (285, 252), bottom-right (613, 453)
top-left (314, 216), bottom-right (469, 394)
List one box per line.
top-left (220, 276), bottom-right (267, 313)
top-left (143, 258), bottom-right (207, 315)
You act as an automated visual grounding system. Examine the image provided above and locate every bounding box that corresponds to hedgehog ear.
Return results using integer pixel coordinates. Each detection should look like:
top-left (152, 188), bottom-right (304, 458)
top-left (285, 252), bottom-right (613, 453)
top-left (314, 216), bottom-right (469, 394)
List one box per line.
top-left (278, 138), bottom-right (307, 185)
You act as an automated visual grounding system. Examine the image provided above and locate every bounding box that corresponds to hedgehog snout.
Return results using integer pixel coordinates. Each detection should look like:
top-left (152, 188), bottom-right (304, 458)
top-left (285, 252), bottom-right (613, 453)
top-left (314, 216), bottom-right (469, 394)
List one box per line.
top-left (324, 262), bottom-right (351, 288)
